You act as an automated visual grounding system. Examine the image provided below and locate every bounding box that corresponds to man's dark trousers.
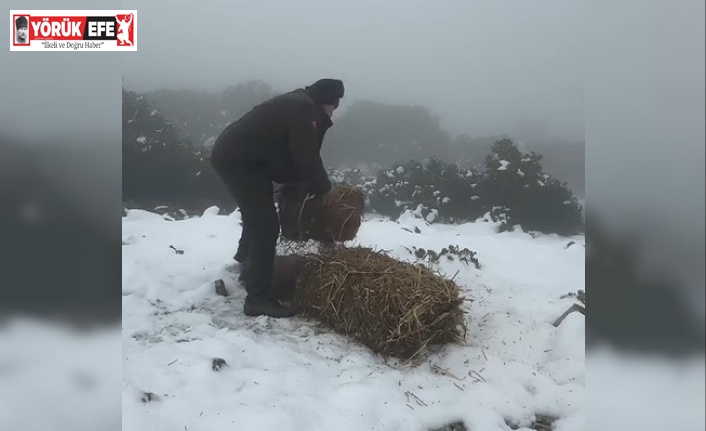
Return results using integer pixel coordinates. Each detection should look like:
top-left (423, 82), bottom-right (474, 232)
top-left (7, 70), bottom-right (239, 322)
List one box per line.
top-left (212, 160), bottom-right (279, 302)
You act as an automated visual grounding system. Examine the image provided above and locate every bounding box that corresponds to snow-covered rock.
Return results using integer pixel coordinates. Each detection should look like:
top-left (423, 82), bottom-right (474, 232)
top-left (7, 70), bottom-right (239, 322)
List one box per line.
top-left (201, 206), bottom-right (221, 217)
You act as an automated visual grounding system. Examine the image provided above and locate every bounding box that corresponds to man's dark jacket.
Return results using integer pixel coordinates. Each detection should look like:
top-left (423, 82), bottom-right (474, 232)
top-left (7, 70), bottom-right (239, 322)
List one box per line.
top-left (212, 89), bottom-right (333, 195)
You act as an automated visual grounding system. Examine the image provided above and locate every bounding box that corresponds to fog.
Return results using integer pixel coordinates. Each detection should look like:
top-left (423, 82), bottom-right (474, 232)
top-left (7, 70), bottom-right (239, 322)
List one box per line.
top-left (121, 0), bottom-right (584, 142)
top-left (586, 0), bottom-right (705, 300)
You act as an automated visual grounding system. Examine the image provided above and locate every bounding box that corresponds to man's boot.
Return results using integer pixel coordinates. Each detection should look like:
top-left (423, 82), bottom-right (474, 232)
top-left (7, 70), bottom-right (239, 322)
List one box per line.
top-left (243, 296), bottom-right (295, 318)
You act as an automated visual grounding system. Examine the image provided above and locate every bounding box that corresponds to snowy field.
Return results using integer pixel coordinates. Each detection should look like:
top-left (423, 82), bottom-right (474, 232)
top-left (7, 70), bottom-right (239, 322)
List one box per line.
top-left (121, 208), bottom-right (585, 431)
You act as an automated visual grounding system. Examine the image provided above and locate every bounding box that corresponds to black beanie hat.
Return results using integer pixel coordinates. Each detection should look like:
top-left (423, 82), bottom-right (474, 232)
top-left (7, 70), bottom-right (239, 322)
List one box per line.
top-left (16, 16), bottom-right (28, 29)
top-left (306, 79), bottom-right (344, 107)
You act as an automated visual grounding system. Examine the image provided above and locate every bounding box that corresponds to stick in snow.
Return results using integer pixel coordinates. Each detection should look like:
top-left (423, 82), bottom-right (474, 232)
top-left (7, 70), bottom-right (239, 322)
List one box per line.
top-left (552, 303), bottom-right (585, 327)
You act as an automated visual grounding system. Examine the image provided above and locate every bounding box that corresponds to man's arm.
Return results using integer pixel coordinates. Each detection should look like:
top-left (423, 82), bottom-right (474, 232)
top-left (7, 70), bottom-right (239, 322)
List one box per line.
top-left (285, 107), bottom-right (331, 196)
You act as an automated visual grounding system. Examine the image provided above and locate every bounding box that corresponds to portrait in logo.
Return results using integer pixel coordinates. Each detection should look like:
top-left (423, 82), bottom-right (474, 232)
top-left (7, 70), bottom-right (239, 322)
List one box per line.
top-left (15, 15), bottom-right (29, 44)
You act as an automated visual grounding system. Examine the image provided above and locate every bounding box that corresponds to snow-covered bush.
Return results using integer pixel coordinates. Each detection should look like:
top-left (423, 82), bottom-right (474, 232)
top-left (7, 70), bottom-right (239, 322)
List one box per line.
top-left (367, 158), bottom-right (486, 223)
top-left (358, 139), bottom-right (583, 235)
top-left (327, 167), bottom-right (373, 189)
top-left (122, 88), bottom-right (231, 210)
top-left (481, 139), bottom-right (584, 235)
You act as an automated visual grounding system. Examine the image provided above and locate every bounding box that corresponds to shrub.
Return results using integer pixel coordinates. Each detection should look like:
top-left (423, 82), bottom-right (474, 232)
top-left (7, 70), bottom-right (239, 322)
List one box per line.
top-left (367, 158), bottom-right (485, 222)
top-left (122, 88), bottom-right (231, 210)
top-left (481, 139), bottom-right (584, 235)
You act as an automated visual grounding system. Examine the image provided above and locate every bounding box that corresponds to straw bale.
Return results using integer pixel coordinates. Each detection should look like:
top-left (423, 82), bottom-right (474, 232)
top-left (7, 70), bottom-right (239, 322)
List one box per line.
top-left (278, 184), bottom-right (365, 243)
top-left (291, 246), bottom-right (466, 360)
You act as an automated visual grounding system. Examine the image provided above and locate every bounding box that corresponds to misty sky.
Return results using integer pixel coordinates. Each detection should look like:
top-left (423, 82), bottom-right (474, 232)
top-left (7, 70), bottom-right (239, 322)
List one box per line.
top-left (122, 0), bottom-right (584, 142)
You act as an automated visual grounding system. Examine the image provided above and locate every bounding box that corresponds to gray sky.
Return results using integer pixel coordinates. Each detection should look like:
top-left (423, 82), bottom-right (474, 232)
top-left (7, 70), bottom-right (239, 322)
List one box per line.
top-left (122, 0), bottom-right (584, 142)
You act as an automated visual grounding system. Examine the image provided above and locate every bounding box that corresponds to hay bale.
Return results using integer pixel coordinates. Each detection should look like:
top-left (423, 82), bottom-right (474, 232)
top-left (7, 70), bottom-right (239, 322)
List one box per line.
top-left (239, 254), bottom-right (310, 302)
top-left (272, 254), bottom-right (310, 301)
top-left (294, 247), bottom-right (466, 360)
top-left (278, 184), bottom-right (365, 243)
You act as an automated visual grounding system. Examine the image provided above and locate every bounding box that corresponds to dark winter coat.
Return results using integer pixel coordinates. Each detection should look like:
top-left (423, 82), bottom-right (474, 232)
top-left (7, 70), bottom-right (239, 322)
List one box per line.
top-left (211, 88), bottom-right (333, 195)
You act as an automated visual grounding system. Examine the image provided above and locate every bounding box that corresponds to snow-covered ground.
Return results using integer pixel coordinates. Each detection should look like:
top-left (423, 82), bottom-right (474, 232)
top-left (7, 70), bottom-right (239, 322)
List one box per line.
top-left (587, 349), bottom-right (705, 431)
top-left (122, 209), bottom-right (586, 431)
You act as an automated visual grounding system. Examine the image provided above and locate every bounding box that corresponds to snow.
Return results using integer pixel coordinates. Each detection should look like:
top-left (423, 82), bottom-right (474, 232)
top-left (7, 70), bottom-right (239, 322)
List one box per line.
top-left (497, 160), bottom-right (510, 171)
top-left (587, 349), bottom-right (705, 431)
top-left (396, 166), bottom-right (405, 174)
top-left (150, 109), bottom-right (158, 116)
top-left (0, 320), bottom-right (121, 430)
top-left (425, 209), bottom-right (438, 223)
top-left (201, 206), bottom-right (221, 217)
top-left (122, 209), bottom-right (585, 431)
top-left (136, 136), bottom-right (147, 144)
top-left (517, 169), bottom-right (525, 177)
top-left (124, 209), bottom-right (167, 222)
top-left (442, 197), bottom-right (451, 204)
top-left (203, 136), bottom-right (216, 148)
top-left (471, 195), bottom-right (480, 201)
